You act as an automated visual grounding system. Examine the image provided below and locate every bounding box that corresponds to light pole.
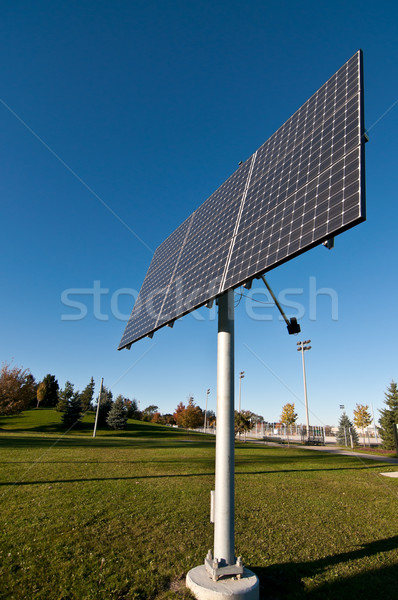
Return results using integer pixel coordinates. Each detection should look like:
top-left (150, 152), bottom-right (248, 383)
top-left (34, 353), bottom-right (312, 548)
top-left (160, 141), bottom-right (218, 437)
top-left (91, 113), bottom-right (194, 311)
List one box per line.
top-left (238, 371), bottom-right (245, 413)
top-left (204, 388), bottom-right (210, 432)
top-left (297, 341), bottom-right (311, 440)
top-left (93, 377), bottom-right (103, 438)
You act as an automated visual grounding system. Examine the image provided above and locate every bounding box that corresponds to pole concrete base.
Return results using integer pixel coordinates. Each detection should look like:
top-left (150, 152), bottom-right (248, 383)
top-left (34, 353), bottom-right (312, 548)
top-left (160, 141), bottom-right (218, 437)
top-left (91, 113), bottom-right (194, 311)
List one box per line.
top-left (186, 566), bottom-right (259, 600)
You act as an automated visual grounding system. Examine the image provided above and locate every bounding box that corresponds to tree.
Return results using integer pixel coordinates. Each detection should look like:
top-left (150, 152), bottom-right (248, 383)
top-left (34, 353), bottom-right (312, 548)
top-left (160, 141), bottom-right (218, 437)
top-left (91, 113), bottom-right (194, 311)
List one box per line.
top-left (26, 374), bottom-right (38, 407)
top-left (280, 403), bottom-right (298, 426)
top-left (280, 403), bottom-right (298, 446)
top-left (182, 397), bottom-right (203, 428)
top-left (173, 402), bottom-right (186, 426)
top-left (174, 397), bottom-right (203, 429)
top-left (80, 377), bottom-right (95, 413)
top-left (37, 374), bottom-right (59, 407)
top-left (96, 387), bottom-right (113, 426)
top-left (234, 410), bottom-right (251, 437)
top-left (61, 392), bottom-right (82, 428)
top-left (162, 413), bottom-right (175, 425)
top-left (206, 410), bottom-right (216, 428)
top-left (36, 381), bottom-right (46, 409)
top-left (124, 398), bottom-right (141, 419)
top-left (379, 381), bottom-right (398, 450)
top-left (57, 381), bottom-right (74, 412)
top-left (246, 412), bottom-right (264, 425)
top-left (0, 362), bottom-right (36, 416)
top-left (106, 395), bottom-right (128, 430)
top-left (336, 412), bottom-right (359, 447)
top-left (142, 405), bottom-right (159, 422)
top-left (151, 412), bottom-right (164, 424)
top-left (353, 403), bottom-right (372, 446)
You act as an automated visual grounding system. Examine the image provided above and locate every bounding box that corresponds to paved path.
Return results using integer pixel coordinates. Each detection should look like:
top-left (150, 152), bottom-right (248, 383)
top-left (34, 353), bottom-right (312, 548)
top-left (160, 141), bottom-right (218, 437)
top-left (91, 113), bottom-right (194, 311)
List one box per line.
top-left (295, 444), bottom-right (398, 464)
top-left (250, 439), bottom-right (398, 465)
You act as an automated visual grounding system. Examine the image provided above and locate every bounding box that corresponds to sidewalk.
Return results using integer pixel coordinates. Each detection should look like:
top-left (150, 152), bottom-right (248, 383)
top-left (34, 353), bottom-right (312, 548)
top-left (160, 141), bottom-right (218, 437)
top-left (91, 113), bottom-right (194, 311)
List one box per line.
top-left (293, 444), bottom-right (398, 464)
top-left (250, 438), bottom-right (398, 465)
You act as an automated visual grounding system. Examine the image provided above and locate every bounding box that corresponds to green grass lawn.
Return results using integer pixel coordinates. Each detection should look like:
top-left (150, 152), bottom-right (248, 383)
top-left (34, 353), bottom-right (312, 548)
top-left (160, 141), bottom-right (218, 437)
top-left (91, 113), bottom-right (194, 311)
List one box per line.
top-left (1, 410), bottom-right (398, 600)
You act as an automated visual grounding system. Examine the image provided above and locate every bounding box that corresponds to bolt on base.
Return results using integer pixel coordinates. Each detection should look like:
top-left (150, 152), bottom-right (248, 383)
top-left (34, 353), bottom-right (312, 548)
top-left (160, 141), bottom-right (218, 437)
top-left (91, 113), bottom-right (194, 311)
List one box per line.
top-left (204, 550), bottom-right (244, 582)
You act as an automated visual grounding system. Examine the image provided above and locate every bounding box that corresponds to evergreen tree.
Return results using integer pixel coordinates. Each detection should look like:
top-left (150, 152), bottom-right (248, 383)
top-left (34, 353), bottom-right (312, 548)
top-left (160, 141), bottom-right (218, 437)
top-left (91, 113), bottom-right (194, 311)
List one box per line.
top-left (336, 413), bottom-right (359, 447)
top-left (62, 392), bottom-right (82, 428)
top-left (57, 381), bottom-right (74, 412)
top-left (378, 381), bottom-right (398, 450)
top-left (37, 374), bottom-right (59, 407)
top-left (97, 386), bottom-right (113, 426)
top-left (80, 377), bottom-right (95, 413)
top-left (26, 373), bottom-right (38, 408)
top-left (106, 395), bottom-right (128, 430)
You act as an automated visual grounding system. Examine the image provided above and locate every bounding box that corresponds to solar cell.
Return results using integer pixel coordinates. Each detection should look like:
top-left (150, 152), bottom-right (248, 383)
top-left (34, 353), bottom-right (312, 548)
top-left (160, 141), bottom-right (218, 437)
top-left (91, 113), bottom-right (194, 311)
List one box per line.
top-left (119, 50), bottom-right (366, 350)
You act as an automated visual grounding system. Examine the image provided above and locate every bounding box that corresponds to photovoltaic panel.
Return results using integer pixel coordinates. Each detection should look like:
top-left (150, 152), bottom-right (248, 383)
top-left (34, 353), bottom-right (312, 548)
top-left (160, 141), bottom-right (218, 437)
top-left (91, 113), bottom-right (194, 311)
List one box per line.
top-left (119, 51), bottom-right (366, 350)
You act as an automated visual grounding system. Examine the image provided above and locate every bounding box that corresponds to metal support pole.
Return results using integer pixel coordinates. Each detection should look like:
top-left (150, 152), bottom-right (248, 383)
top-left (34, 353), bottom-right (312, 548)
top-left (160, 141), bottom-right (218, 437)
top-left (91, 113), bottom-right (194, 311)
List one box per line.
top-left (214, 289), bottom-right (235, 566)
top-left (93, 377), bottom-right (103, 438)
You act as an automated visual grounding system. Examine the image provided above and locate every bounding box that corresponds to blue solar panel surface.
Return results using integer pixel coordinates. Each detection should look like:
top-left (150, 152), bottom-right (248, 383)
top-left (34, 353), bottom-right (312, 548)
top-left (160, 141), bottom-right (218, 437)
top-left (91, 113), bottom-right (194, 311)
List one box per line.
top-left (119, 50), bottom-right (365, 349)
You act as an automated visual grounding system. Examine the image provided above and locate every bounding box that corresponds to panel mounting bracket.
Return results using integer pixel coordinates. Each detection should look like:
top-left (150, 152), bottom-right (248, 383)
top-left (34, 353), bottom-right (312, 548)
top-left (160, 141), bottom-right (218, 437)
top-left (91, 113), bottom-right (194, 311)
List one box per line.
top-left (322, 237), bottom-right (334, 250)
top-left (260, 274), bottom-right (301, 335)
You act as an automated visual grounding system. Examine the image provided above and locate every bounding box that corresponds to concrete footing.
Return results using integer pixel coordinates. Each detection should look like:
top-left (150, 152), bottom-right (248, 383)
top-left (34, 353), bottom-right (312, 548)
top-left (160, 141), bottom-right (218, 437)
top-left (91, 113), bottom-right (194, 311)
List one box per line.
top-left (186, 565), bottom-right (259, 600)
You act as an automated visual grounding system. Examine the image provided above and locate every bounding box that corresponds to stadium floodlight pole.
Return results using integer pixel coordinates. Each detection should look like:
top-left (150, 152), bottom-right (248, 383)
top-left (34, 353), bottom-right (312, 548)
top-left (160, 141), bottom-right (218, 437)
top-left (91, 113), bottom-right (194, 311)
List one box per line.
top-left (204, 388), bottom-right (210, 432)
top-left (238, 371), bottom-right (245, 413)
top-left (297, 341), bottom-right (311, 439)
top-left (93, 377), bottom-right (103, 438)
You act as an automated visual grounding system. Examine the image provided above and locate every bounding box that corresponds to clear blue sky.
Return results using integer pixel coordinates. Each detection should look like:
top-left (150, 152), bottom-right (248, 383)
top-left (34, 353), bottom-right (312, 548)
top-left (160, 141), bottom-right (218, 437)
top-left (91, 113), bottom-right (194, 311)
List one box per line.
top-left (1, 0), bottom-right (397, 426)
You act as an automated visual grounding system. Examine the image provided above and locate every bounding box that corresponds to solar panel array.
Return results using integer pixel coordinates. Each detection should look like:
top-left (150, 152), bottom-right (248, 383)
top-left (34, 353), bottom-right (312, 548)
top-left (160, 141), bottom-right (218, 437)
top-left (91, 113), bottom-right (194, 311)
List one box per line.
top-left (119, 50), bottom-right (365, 349)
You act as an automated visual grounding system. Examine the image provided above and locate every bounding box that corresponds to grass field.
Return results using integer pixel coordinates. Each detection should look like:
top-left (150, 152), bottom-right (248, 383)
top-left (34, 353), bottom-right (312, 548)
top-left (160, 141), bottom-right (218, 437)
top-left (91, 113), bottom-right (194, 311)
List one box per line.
top-left (1, 409), bottom-right (398, 600)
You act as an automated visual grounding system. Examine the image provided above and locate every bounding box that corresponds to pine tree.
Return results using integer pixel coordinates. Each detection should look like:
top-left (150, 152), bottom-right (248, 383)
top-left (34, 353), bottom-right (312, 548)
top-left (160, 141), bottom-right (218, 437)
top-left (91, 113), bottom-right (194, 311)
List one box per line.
top-left (378, 381), bottom-right (398, 450)
top-left (62, 392), bottom-right (82, 428)
top-left (37, 374), bottom-right (59, 407)
top-left (336, 413), bottom-right (359, 447)
top-left (97, 387), bottom-right (113, 426)
top-left (57, 381), bottom-right (74, 412)
top-left (106, 395), bottom-right (128, 430)
top-left (80, 377), bottom-right (95, 413)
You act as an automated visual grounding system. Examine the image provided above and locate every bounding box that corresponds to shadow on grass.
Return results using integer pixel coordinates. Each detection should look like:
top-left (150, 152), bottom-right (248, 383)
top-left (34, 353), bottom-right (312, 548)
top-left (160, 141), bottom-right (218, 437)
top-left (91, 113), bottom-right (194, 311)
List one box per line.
top-left (0, 434), bottom-right (213, 452)
top-left (251, 535), bottom-right (398, 599)
top-left (0, 410), bottom-right (216, 445)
